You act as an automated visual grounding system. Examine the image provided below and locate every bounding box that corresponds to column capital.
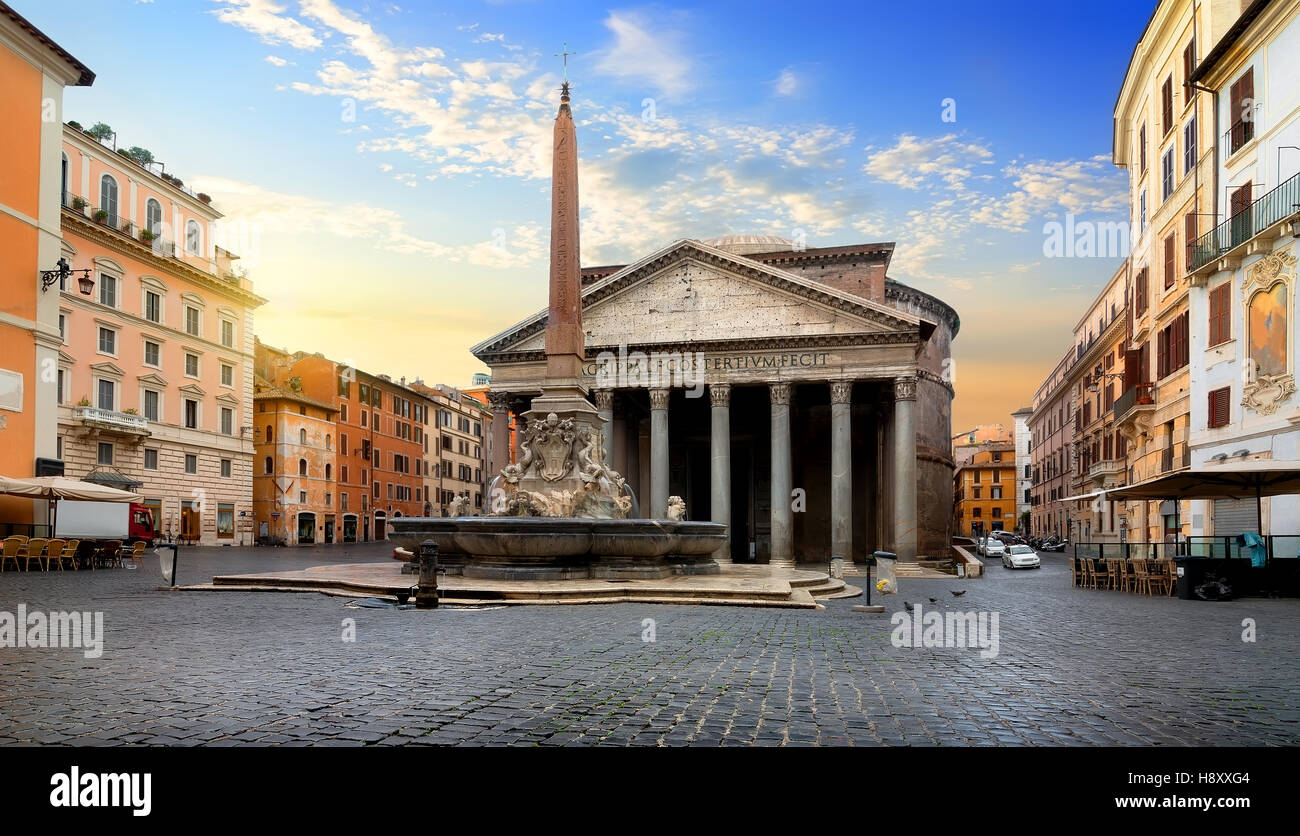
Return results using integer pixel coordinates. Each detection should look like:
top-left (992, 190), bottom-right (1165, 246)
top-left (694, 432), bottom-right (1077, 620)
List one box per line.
top-left (709, 383), bottom-right (731, 407)
top-left (893, 375), bottom-right (918, 402)
top-left (593, 389), bottom-right (613, 410)
top-left (487, 391), bottom-right (511, 412)
top-left (770, 381), bottom-right (791, 406)
top-left (649, 388), bottom-right (670, 410)
top-left (830, 380), bottom-right (854, 405)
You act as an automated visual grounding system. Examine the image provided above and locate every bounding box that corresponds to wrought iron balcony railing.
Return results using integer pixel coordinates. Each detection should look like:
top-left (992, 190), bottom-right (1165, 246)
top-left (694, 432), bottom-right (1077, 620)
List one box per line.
top-left (1189, 171), bottom-right (1300, 271)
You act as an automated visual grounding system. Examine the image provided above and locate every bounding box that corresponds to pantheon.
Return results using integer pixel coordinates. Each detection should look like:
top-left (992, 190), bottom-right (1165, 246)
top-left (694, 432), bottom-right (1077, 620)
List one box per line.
top-left (473, 233), bottom-right (959, 567)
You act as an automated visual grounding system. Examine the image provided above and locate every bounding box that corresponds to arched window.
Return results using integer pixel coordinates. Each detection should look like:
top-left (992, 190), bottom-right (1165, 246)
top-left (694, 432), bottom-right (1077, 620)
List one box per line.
top-left (326, 434), bottom-right (332, 450)
top-left (146, 198), bottom-right (162, 236)
top-left (186, 220), bottom-right (201, 255)
top-left (265, 426), bottom-right (273, 442)
top-left (100, 174), bottom-right (119, 225)
top-left (299, 428), bottom-right (307, 445)
top-left (264, 456), bottom-right (273, 474)
top-left (298, 459), bottom-right (308, 476)
top-left (325, 463), bottom-right (332, 480)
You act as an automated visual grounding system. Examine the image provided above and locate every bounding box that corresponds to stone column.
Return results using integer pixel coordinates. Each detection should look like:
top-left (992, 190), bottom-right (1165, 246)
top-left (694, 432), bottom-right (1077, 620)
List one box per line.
top-left (830, 380), bottom-right (853, 569)
top-left (769, 382), bottom-right (794, 570)
top-left (637, 418), bottom-right (650, 513)
top-left (893, 376), bottom-right (918, 562)
top-left (709, 383), bottom-right (732, 564)
top-left (488, 391), bottom-right (511, 475)
top-left (649, 388), bottom-right (670, 518)
top-left (594, 389), bottom-right (614, 466)
top-left (612, 396), bottom-right (628, 476)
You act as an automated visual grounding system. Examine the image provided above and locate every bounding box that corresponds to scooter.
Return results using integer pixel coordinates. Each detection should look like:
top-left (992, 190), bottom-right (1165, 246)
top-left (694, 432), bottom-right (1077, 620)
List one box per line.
top-left (1042, 537), bottom-right (1069, 552)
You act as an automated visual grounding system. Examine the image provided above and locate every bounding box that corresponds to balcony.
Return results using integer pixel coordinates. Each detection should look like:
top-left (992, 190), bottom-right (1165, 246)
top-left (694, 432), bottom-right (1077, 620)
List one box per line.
top-left (1114, 383), bottom-right (1154, 424)
top-left (1160, 444), bottom-right (1192, 474)
top-left (73, 405), bottom-right (150, 439)
top-left (63, 194), bottom-right (178, 257)
top-left (1188, 171), bottom-right (1300, 275)
top-left (1088, 457), bottom-right (1125, 483)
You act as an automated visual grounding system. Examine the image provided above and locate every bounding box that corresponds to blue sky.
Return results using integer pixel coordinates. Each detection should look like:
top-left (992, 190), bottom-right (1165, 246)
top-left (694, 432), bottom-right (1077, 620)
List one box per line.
top-left (26, 0), bottom-right (1154, 429)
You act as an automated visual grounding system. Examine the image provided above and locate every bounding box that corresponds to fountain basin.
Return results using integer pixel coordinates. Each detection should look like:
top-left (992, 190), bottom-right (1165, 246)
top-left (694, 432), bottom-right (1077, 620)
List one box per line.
top-left (388, 516), bottom-right (725, 580)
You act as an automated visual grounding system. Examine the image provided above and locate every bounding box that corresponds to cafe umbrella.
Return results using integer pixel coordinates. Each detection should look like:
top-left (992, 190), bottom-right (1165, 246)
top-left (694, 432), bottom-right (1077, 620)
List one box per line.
top-left (0, 474), bottom-right (142, 535)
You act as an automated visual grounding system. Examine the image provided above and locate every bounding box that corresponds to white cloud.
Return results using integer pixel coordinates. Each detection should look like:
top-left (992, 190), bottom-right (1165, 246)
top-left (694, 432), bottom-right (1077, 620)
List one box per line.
top-left (863, 134), bottom-right (994, 191)
top-left (594, 10), bottom-right (694, 98)
top-left (264, 55), bottom-right (291, 66)
top-left (773, 68), bottom-right (800, 97)
top-left (211, 0), bottom-right (323, 50)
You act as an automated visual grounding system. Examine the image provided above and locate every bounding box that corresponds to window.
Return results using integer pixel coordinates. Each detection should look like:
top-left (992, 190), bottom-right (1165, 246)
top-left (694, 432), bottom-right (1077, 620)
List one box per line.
top-left (1208, 387), bottom-right (1231, 429)
top-left (264, 456), bottom-right (273, 474)
top-left (299, 428), bottom-right (307, 445)
top-left (186, 220), bottom-right (201, 255)
top-left (1228, 68), bottom-right (1254, 154)
top-left (1156, 312), bottom-right (1190, 378)
top-left (1139, 190), bottom-right (1147, 233)
top-left (991, 486), bottom-right (1002, 500)
top-left (221, 459), bottom-right (232, 478)
top-left (185, 306), bottom-right (200, 336)
top-left (185, 353), bottom-right (199, 377)
top-left (57, 368), bottom-right (64, 404)
top-left (325, 463), bottom-right (332, 480)
top-left (146, 198), bottom-right (162, 236)
top-left (1185, 213), bottom-right (1198, 268)
top-left (1163, 234), bottom-right (1176, 289)
top-left (1161, 148), bottom-right (1174, 201)
top-left (337, 372), bottom-right (350, 397)
top-left (143, 389), bottom-right (160, 421)
top-left (99, 174), bottom-right (119, 225)
top-left (1209, 283), bottom-right (1231, 346)
top-left (1182, 38), bottom-right (1196, 103)
top-left (97, 442), bottom-right (113, 465)
top-left (217, 503), bottom-right (234, 539)
top-left (144, 340), bottom-right (161, 367)
top-left (98, 326), bottom-right (116, 355)
top-left (361, 411), bottom-right (367, 428)
top-left (220, 406), bottom-right (233, 436)
top-left (1183, 115), bottom-right (1197, 174)
top-left (185, 454), bottom-right (197, 474)
top-left (97, 379), bottom-right (115, 411)
top-left (340, 404), bottom-right (348, 423)
top-left (265, 425), bottom-right (273, 442)
top-left (99, 274), bottom-right (117, 308)
top-left (58, 313), bottom-right (65, 342)
top-left (299, 459), bottom-right (308, 476)
top-left (184, 398), bottom-right (198, 429)
top-left (1161, 75), bottom-right (1173, 135)
top-left (221, 363), bottom-right (233, 387)
top-left (1134, 267), bottom-right (1148, 316)
top-left (221, 319), bottom-right (234, 348)
top-left (992, 507), bottom-right (1002, 520)
top-left (145, 448), bottom-right (158, 470)
top-left (1138, 123), bottom-right (1147, 172)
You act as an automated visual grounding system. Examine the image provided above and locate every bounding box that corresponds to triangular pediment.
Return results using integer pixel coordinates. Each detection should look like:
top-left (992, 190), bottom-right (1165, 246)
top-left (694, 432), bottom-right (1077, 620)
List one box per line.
top-left (179, 383), bottom-right (206, 396)
top-left (138, 372), bottom-right (169, 387)
top-left (473, 238), bottom-right (921, 358)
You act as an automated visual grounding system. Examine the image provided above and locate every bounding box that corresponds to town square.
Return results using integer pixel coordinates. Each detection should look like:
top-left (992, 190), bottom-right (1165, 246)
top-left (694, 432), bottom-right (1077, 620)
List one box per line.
top-left (0, 0), bottom-right (1297, 813)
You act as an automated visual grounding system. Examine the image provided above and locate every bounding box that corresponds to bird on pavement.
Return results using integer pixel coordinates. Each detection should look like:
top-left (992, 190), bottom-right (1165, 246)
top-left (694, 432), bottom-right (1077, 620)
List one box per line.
top-left (903, 601), bottom-right (914, 612)
top-left (928, 597), bottom-right (938, 604)
top-left (950, 590), bottom-right (967, 597)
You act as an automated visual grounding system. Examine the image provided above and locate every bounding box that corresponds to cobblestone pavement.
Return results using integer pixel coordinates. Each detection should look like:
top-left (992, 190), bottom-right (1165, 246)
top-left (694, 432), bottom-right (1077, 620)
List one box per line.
top-left (1, 543), bottom-right (1297, 746)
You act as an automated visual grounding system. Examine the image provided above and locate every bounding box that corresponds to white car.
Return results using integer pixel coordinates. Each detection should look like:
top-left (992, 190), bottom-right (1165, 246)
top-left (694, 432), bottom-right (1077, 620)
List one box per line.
top-left (1002, 544), bottom-right (1041, 569)
top-left (982, 538), bottom-right (1006, 559)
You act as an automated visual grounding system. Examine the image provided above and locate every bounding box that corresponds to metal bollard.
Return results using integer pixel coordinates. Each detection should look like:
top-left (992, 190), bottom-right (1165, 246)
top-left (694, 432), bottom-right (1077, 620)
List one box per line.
top-left (416, 539), bottom-right (439, 609)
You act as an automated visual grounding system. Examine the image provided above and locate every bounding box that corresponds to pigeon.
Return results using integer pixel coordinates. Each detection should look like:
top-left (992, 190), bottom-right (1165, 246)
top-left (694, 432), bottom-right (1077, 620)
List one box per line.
top-left (928, 597), bottom-right (938, 604)
top-left (903, 601), bottom-right (914, 612)
top-left (950, 590), bottom-right (967, 597)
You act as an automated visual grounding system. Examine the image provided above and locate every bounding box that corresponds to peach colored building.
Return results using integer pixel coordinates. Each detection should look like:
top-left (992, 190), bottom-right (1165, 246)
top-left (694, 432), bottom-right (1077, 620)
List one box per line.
top-left (409, 381), bottom-right (491, 515)
top-left (0, 3), bottom-right (92, 536)
top-left (252, 376), bottom-right (338, 545)
top-left (55, 123), bottom-right (265, 545)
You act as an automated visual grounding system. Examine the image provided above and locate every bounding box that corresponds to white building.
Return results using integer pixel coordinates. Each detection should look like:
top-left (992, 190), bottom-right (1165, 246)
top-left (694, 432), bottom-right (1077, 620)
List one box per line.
top-left (1186, 0), bottom-right (1300, 537)
top-left (1012, 406), bottom-right (1033, 533)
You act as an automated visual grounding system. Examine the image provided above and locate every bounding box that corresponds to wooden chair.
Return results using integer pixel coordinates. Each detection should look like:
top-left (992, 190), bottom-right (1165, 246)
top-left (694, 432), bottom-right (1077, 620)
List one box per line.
top-left (1130, 559), bottom-right (1151, 595)
top-left (98, 540), bottom-right (123, 569)
top-left (1080, 558), bottom-right (1097, 589)
top-left (1, 537), bottom-right (23, 572)
top-left (43, 539), bottom-right (66, 571)
top-left (1150, 559), bottom-right (1174, 597)
top-left (126, 541), bottom-right (147, 567)
top-left (20, 538), bottom-right (49, 571)
top-left (1070, 557), bottom-right (1086, 587)
top-left (1106, 559), bottom-right (1123, 590)
top-left (1116, 559), bottom-right (1132, 592)
top-left (59, 539), bottom-right (81, 571)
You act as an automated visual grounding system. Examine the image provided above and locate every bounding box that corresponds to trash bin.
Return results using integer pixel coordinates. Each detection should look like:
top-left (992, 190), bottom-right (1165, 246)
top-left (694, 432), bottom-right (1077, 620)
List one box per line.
top-left (872, 550), bottom-right (898, 596)
top-left (1172, 555), bottom-right (1200, 600)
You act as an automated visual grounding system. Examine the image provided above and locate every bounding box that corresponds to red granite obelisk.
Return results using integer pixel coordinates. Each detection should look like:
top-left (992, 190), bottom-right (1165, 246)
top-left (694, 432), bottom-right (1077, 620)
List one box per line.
top-left (544, 82), bottom-right (584, 386)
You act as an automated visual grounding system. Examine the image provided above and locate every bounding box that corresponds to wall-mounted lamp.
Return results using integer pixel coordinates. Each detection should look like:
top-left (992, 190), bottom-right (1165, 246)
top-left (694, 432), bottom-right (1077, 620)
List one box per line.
top-left (40, 258), bottom-right (93, 295)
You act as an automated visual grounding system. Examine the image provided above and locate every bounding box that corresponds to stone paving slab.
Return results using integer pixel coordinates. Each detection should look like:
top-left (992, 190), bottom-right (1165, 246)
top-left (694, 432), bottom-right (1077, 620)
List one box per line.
top-left (1, 542), bottom-right (1297, 747)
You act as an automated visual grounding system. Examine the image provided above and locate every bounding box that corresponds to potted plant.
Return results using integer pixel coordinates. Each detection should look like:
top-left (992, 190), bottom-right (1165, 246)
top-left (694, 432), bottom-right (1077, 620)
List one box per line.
top-left (71, 196), bottom-right (88, 213)
top-left (67, 120), bottom-right (82, 131)
top-left (116, 148), bottom-right (131, 158)
top-left (139, 228), bottom-right (156, 243)
top-left (76, 396), bottom-right (91, 407)
top-left (122, 407), bottom-right (138, 415)
top-left (197, 193), bottom-right (211, 205)
top-left (93, 209), bottom-right (108, 223)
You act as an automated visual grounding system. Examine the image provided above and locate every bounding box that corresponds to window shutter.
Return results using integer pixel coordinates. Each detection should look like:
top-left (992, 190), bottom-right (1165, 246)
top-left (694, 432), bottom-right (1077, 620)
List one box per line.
top-left (1157, 327), bottom-right (1169, 379)
top-left (1164, 234), bottom-right (1176, 288)
top-left (1209, 387), bottom-right (1230, 428)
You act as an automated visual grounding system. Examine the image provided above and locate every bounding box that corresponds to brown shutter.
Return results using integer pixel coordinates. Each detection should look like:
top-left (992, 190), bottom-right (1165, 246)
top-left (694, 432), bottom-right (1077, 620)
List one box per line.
top-left (1209, 387), bottom-right (1230, 428)
top-left (1162, 77), bottom-right (1173, 134)
top-left (1185, 212), bottom-right (1197, 265)
top-left (1124, 349), bottom-right (1140, 388)
top-left (1157, 327), bottom-right (1169, 379)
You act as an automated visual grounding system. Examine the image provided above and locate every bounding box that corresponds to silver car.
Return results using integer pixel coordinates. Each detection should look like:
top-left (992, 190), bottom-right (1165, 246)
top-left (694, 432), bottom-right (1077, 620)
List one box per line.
top-left (1002, 543), bottom-right (1041, 569)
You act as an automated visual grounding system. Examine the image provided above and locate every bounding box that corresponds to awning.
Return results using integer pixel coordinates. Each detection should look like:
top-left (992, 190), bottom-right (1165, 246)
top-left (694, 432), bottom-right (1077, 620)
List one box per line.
top-left (1104, 461), bottom-right (1300, 501)
top-left (1058, 490), bottom-right (1112, 503)
top-left (83, 469), bottom-right (143, 490)
top-left (0, 475), bottom-right (142, 502)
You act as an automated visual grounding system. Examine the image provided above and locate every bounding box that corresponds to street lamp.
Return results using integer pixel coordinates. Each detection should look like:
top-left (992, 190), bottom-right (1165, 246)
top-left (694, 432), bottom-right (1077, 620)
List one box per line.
top-left (39, 258), bottom-right (93, 295)
top-left (1086, 371), bottom-right (1124, 394)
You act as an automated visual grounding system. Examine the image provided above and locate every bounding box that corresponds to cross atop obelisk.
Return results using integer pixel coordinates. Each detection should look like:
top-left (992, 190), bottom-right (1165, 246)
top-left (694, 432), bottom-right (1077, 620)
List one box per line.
top-left (555, 42), bottom-right (576, 82)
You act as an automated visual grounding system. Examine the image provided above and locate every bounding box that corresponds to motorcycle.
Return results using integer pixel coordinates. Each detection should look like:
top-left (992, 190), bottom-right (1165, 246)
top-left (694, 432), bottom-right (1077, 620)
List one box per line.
top-left (1042, 537), bottom-right (1069, 552)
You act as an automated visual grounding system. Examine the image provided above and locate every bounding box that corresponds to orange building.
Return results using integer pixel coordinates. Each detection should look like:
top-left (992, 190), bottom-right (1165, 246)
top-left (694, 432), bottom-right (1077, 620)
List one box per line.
top-left (257, 343), bottom-right (433, 541)
top-left (0, 3), bottom-right (93, 535)
top-left (953, 441), bottom-right (1018, 537)
top-left (252, 376), bottom-right (337, 545)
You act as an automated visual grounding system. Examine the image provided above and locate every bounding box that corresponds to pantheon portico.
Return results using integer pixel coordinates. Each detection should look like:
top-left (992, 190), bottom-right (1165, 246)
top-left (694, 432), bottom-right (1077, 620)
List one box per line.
top-left (473, 234), bottom-right (959, 566)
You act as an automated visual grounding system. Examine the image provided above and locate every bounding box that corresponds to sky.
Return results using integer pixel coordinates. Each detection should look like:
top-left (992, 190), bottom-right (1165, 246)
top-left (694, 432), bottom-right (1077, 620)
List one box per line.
top-left (25, 0), bottom-right (1154, 432)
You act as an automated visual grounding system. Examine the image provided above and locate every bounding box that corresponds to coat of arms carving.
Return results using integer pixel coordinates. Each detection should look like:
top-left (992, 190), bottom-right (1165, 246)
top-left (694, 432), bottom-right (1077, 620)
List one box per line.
top-left (531, 412), bottom-right (576, 482)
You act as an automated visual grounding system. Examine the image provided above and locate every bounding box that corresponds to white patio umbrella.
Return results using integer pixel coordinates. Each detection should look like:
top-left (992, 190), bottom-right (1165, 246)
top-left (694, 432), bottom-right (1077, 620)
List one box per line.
top-left (0, 475), bottom-right (142, 536)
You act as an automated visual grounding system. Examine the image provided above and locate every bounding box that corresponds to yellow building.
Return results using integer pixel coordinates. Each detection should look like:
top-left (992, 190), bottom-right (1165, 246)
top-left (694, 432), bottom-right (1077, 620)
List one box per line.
top-left (954, 442), bottom-right (1017, 537)
top-left (1112, 0), bottom-right (1241, 542)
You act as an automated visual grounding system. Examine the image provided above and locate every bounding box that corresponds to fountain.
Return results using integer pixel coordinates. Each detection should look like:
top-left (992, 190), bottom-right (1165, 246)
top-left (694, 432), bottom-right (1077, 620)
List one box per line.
top-left (389, 81), bottom-right (726, 580)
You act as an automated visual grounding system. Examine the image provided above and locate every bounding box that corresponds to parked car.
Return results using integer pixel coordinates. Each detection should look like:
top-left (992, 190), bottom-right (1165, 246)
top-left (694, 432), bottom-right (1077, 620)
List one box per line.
top-left (1002, 544), bottom-right (1041, 569)
top-left (982, 538), bottom-right (1007, 560)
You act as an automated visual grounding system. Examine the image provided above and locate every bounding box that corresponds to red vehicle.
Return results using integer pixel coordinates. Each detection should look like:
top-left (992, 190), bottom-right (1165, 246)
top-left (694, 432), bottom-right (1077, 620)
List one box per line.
top-left (54, 500), bottom-right (157, 545)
